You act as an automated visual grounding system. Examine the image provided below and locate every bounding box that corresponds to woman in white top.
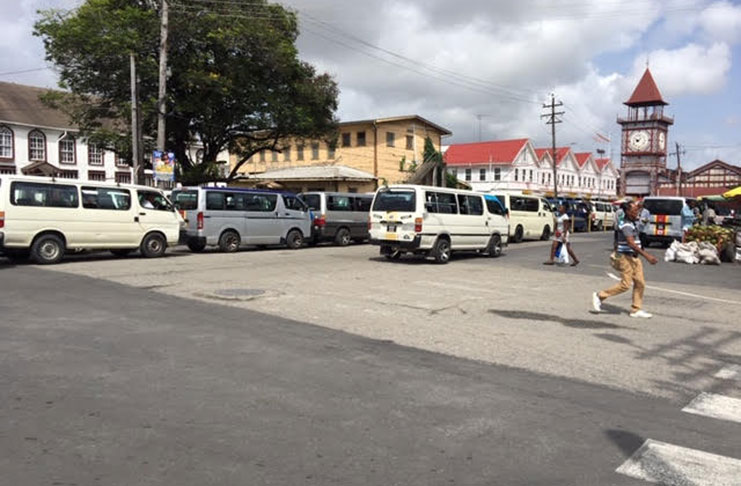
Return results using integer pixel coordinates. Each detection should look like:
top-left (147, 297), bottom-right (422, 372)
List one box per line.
top-left (544, 204), bottom-right (580, 266)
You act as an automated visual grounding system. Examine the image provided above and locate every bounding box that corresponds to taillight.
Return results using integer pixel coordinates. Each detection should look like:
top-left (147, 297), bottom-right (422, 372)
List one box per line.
top-left (197, 212), bottom-right (204, 230)
top-left (0, 210), bottom-right (4, 229)
top-left (315, 215), bottom-right (326, 227)
top-left (414, 217), bottom-right (423, 233)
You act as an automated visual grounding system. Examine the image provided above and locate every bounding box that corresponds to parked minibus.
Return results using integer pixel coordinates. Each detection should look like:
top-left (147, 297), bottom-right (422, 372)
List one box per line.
top-left (641, 196), bottom-right (697, 247)
top-left (299, 191), bottom-right (373, 246)
top-left (0, 175), bottom-right (181, 264)
top-left (490, 192), bottom-right (554, 242)
top-left (369, 185), bottom-right (509, 263)
top-left (172, 186), bottom-right (311, 252)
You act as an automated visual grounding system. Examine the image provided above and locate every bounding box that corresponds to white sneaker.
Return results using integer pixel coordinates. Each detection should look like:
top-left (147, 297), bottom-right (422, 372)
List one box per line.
top-left (630, 310), bottom-right (653, 319)
top-left (592, 293), bottom-right (602, 312)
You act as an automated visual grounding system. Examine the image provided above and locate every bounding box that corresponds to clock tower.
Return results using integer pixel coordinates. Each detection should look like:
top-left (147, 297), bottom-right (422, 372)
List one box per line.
top-left (618, 68), bottom-right (673, 196)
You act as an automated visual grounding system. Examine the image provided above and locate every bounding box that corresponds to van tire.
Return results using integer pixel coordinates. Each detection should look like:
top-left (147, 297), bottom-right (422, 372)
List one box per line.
top-left (431, 237), bottom-right (451, 264)
top-left (285, 229), bottom-right (304, 249)
top-left (487, 234), bottom-right (503, 258)
top-left (540, 225), bottom-right (551, 241)
top-left (110, 249), bottom-right (134, 257)
top-left (334, 228), bottom-right (351, 246)
top-left (187, 240), bottom-right (207, 253)
top-left (141, 232), bottom-right (167, 258)
top-left (513, 225), bottom-right (524, 243)
top-left (31, 234), bottom-right (65, 265)
top-left (218, 231), bottom-right (241, 253)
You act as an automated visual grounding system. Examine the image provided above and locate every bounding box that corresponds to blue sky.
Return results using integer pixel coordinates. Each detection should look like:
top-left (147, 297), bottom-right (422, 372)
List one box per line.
top-left (1, 0), bottom-right (739, 170)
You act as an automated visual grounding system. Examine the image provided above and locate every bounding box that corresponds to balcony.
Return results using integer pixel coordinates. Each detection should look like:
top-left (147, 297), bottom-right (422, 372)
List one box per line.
top-left (617, 113), bottom-right (674, 125)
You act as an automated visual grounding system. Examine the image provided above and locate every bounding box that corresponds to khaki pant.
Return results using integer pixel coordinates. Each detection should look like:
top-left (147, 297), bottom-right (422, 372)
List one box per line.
top-left (599, 254), bottom-right (645, 312)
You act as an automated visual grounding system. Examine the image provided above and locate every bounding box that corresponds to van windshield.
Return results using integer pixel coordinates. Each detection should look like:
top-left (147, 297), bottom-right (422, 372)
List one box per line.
top-left (172, 190), bottom-right (198, 210)
top-left (372, 190), bottom-right (416, 212)
top-left (643, 199), bottom-right (683, 215)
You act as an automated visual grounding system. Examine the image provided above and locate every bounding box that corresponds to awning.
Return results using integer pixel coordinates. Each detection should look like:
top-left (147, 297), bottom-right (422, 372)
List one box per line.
top-left (723, 186), bottom-right (741, 199)
top-left (21, 161), bottom-right (60, 177)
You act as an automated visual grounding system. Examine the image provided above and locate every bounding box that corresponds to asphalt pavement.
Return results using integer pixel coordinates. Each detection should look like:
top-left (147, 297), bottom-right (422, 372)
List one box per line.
top-left (2, 262), bottom-right (741, 485)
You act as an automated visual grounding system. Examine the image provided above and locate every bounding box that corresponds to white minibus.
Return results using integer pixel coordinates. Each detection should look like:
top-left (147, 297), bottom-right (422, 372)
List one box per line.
top-left (0, 175), bottom-right (181, 264)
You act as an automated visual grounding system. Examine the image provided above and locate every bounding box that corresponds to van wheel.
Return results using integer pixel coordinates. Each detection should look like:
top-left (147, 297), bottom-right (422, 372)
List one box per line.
top-left (334, 228), bottom-right (351, 246)
top-left (431, 238), bottom-right (451, 264)
top-left (110, 249), bottom-right (134, 257)
top-left (31, 234), bottom-right (65, 265)
top-left (285, 229), bottom-right (304, 249)
top-left (219, 231), bottom-right (241, 253)
top-left (540, 225), bottom-right (551, 241)
top-left (487, 234), bottom-right (503, 258)
top-left (187, 240), bottom-right (207, 253)
top-left (141, 233), bottom-right (167, 258)
top-left (513, 225), bottom-right (524, 243)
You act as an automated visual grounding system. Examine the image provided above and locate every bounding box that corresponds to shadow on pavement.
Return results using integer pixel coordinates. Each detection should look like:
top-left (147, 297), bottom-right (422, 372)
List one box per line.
top-left (605, 429), bottom-right (645, 459)
top-left (488, 309), bottom-right (632, 330)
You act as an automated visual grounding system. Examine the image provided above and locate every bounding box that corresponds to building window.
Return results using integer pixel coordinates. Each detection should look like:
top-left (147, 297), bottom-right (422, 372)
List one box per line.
top-left (357, 131), bottom-right (366, 147)
top-left (88, 144), bottom-right (104, 166)
top-left (59, 137), bottom-right (76, 165)
top-left (386, 132), bottom-right (395, 147)
top-left (328, 145), bottom-right (336, 159)
top-left (406, 135), bottom-right (413, 150)
top-left (88, 170), bottom-right (106, 182)
top-left (514, 169), bottom-right (519, 182)
top-left (450, 169), bottom-right (457, 178)
top-left (342, 133), bottom-right (351, 147)
top-left (479, 168), bottom-right (486, 181)
top-left (494, 168), bottom-right (501, 181)
top-left (297, 145), bottom-right (304, 161)
top-left (59, 169), bottom-right (78, 179)
top-left (115, 153), bottom-right (129, 167)
top-left (115, 172), bottom-right (131, 184)
top-left (529, 169), bottom-right (533, 182)
top-left (259, 150), bottom-right (266, 162)
top-left (28, 130), bottom-right (46, 161)
top-left (0, 125), bottom-right (13, 160)
top-left (0, 167), bottom-right (15, 175)
top-left (284, 147), bottom-right (291, 161)
top-left (271, 151), bottom-right (278, 163)
top-left (465, 168), bottom-right (471, 181)
top-left (311, 143), bottom-right (320, 160)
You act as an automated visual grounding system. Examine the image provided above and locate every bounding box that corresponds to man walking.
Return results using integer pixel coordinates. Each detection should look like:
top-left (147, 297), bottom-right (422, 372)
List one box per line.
top-left (593, 201), bottom-right (658, 318)
top-left (544, 204), bottom-right (580, 266)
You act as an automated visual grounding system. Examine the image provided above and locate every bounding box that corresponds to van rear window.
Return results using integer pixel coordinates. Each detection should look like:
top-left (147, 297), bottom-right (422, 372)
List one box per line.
top-left (302, 194), bottom-right (321, 211)
top-left (172, 190), bottom-right (198, 210)
top-left (372, 190), bottom-right (415, 212)
top-left (643, 199), bottom-right (683, 215)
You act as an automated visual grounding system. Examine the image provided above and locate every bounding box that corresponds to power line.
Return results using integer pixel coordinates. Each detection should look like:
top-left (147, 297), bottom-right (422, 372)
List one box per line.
top-left (0, 67), bottom-right (52, 76)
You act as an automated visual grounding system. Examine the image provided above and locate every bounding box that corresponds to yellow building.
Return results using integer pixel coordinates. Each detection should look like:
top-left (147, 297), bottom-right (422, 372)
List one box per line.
top-left (230, 115), bottom-right (451, 192)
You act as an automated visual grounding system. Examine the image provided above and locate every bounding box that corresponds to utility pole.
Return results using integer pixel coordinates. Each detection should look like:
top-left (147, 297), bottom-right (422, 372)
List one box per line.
top-left (130, 53), bottom-right (140, 185)
top-left (156, 0), bottom-right (169, 154)
top-left (541, 93), bottom-right (564, 198)
top-left (675, 142), bottom-right (683, 197)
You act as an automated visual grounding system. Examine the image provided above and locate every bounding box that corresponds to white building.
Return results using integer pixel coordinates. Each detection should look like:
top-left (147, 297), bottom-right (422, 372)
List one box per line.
top-left (444, 138), bottom-right (617, 198)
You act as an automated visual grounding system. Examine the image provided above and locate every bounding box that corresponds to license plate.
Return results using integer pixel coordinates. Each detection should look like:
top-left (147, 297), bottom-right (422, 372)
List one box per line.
top-left (385, 233), bottom-right (398, 240)
top-left (387, 224), bottom-right (398, 232)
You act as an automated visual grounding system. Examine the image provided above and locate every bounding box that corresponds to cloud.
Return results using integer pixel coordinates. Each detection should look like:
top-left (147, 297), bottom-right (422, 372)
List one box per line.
top-left (634, 43), bottom-right (732, 97)
top-left (699, 1), bottom-right (741, 44)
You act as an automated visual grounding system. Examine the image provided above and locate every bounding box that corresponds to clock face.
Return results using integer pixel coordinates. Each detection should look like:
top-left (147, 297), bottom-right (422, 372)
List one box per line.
top-left (658, 132), bottom-right (666, 150)
top-left (629, 130), bottom-right (650, 152)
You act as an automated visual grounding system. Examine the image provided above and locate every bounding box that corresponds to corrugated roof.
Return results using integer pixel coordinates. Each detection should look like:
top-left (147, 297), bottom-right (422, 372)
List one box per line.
top-left (339, 115), bottom-right (452, 136)
top-left (594, 158), bottom-right (611, 170)
top-left (625, 68), bottom-right (667, 106)
top-left (444, 138), bottom-right (528, 166)
top-left (246, 165), bottom-right (376, 181)
top-left (0, 81), bottom-right (77, 129)
top-left (535, 147), bottom-right (570, 166)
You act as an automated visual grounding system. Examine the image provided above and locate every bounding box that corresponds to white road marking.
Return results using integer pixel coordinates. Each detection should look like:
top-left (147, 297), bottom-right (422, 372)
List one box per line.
top-left (715, 364), bottom-right (741, 381)
top-left (682, 392), bottom-right (741, 424)
top-left (616, 439), bottom-right (741, 486)
top-left (606, 272), bottom-right (741, 305)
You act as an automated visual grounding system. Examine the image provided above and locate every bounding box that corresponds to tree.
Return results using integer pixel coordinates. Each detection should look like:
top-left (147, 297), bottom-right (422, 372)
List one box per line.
top-left (422, 136), bottom-right (446, 187)
top-left (35, 0), bottom-right (339, 183)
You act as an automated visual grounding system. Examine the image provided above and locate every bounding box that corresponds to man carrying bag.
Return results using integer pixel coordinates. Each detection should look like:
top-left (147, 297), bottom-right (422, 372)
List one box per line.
top-left (593, 201), bottom-right (658, 318)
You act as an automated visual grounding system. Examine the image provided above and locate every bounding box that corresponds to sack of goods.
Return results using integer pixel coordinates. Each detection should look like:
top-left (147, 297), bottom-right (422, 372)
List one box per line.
top-left (664, 240), bottom-right (720, 265)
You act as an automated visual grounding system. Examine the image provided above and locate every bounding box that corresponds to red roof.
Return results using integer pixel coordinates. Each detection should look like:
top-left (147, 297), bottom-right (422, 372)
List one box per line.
top-left (444, 139), bottom-right (529, 166)
top-left (574, 152), bottom-right (593, 168)
top-left (595, 158), bottom-right (611, 171)
top-left (535, 147), bottom-right (570, 166)
top-left (625, 68), bottom-right (667, 106)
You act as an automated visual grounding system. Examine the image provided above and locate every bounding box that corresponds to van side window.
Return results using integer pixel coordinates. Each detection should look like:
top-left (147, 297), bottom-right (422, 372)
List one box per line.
top-left (485, 197), bottom-right (505, 215)
top-left (354, 197), bottom-right (372, 212)
top-left (11, 181), bottom-right (78, 208)
top-left (524, 197), bottom-right (539, 212)
top-left (457, 194), bottom-right (483, 215)
top-left (425, 191), bottom-right (457, 214)
top-left (283, 195), bottom-right (307, 211)
top-left (327, 195), bottom-right (351, 211)
top-left (82, 186), bottom-right (131, 210)
top-left (206, 191), bottom-right (225, 210)
top-left (510, 196), bottom-right (524, 211)
top-left (245, 193), bottom-right (277, 212)
top-left (138, 190), bottom-right (173, 211)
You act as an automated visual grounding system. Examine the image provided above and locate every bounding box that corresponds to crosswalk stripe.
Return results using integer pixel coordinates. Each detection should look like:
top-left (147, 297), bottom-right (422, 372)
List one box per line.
top-left (616, 439), bottom-right (741, 486)
top-left (715, 364), bottom-right (741, 381)
top-left (682, 392), bottom-right (741, 424)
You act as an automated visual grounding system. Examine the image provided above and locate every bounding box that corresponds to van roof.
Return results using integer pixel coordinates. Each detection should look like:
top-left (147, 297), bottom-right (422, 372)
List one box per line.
top-left (175, 186), bottom-right (297, 196)
top-left (0, 174), bottom-right (164, 192)
top-left (300, 191), bottom-right (374, 198)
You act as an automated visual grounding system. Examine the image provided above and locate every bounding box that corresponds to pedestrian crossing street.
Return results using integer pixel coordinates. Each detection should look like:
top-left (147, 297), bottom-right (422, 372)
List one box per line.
top-left (616, 365), bottom-right (741, 485)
